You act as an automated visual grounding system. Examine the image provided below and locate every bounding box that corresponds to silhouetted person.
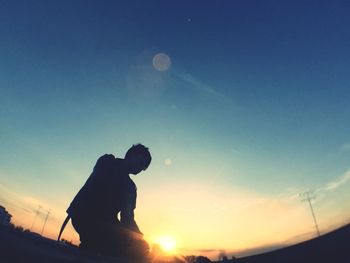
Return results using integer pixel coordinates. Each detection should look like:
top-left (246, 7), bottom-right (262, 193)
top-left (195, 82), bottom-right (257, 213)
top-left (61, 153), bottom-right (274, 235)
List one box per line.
top-left (64, 144), bottom-right (151, 259)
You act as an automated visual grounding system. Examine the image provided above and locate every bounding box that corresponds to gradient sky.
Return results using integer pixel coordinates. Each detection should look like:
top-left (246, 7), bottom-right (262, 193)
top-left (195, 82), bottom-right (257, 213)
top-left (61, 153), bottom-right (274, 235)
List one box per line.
top-left (1, 0), bottom-right (350, 259)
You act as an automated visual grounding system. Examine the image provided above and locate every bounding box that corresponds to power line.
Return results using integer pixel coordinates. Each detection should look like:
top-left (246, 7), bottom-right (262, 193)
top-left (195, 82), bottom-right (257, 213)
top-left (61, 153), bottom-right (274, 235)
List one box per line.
top-left (40, 209), bottom-right (51, 236)
top-left (300, 191), bottom-right (320, 237)
top-left (30, 205), bottom-right (42, 231)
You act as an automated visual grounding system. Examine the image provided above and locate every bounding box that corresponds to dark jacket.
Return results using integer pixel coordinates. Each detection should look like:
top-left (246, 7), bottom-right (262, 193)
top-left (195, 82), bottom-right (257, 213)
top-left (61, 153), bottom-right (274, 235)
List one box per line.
top-left (67, 154), bottom-right (141, 233)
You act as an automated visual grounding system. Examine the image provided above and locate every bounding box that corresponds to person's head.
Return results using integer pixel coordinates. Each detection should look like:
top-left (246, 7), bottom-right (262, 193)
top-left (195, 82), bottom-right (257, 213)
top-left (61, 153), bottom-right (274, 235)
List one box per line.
top-left (124, 144), bottom-right (152, 175)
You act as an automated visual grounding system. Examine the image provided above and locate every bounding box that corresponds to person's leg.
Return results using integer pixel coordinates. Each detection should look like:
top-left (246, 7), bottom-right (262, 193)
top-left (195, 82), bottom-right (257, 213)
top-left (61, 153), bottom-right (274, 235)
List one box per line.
top-left (120, 228), bottom-right (150, 260)
top-left (72, 217), bottom-right (149, 259)
top-left (130, 238), bottom-right (149, 259)
top-left (71, 217), bottom-right (102, 254)
top-left (96, 221), bottom-right (130, 257)
top-left (97, 222), bottom-right (149, 259)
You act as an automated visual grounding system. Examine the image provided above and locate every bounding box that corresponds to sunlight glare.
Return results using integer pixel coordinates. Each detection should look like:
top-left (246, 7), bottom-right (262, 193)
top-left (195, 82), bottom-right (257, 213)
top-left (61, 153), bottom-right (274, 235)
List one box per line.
top-left (156, 236), bottom-right (177, 253)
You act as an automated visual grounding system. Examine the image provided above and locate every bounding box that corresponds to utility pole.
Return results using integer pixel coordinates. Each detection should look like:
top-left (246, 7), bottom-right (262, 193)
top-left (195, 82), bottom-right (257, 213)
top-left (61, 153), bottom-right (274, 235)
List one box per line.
top-left (40, 209), bottom-right (51, 236)
top-left (30, 205), bottom-right (42, 231)
top-left (300, 191), bottom-right (320, 237)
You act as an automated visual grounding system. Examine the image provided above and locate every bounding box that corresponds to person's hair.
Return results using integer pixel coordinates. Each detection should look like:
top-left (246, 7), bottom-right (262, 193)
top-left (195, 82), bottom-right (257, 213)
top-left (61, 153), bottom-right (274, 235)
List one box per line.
top-left (125, 144), bottom-right (152, 169)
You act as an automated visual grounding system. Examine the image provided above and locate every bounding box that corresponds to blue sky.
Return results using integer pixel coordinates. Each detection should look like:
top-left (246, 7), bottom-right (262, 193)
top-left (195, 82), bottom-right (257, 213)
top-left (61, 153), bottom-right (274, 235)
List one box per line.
top-left (1, 0), bottom-right (350, 258)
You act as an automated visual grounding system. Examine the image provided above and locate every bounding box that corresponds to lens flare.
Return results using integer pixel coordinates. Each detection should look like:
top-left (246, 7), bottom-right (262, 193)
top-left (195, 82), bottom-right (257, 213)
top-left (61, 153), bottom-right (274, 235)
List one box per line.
top-left (153, 53), bottom-right (171, 71)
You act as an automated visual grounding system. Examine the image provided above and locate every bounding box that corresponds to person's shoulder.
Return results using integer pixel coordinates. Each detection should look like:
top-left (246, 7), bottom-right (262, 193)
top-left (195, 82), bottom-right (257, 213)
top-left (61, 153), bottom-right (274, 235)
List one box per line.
top-left (99, 154), bottom-right (115, 160)
top-left (96, 154), bottom-right (115, 163)
top-left (93, 154), bottom-right (116, 171)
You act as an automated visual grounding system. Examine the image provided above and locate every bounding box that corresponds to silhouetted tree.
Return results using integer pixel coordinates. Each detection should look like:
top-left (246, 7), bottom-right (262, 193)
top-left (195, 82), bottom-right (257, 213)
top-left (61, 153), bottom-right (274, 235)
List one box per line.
top-left (218, 251), bottom-right (228, 261)
top-left (184, 255), bottom-right (197, 263)
top-left (195, 256), bottom-right (212, 263)
top-left (14, 226), bottom-right (24, 233)
top-left (61, 238), bottom-right (77, 247)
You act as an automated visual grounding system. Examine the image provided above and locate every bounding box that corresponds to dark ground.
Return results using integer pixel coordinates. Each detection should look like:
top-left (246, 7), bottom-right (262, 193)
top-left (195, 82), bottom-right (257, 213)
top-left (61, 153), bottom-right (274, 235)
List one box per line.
top-left (0, 226), bottom-right (133, 263)
top-left (227, 224), bottom-right (350, 263)
top-left (0, 224), bottom-right (349, 263)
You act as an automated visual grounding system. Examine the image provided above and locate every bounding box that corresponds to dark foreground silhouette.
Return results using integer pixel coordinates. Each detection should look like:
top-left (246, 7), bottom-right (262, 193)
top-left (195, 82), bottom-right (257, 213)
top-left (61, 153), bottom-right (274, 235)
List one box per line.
top-left (0, 223), bottom-right (349, 263)
top-left (232, 223), bottom-right (350, 263)
top-left (58, 144), bottom-right (152, 260)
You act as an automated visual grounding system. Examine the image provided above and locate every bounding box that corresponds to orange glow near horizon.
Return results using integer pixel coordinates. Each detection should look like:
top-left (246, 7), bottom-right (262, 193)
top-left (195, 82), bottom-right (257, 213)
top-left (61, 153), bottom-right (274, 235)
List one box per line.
top-left (154, 235), bottom-right (177, 254)
top-left (2, 175), bottom-right (350, 260)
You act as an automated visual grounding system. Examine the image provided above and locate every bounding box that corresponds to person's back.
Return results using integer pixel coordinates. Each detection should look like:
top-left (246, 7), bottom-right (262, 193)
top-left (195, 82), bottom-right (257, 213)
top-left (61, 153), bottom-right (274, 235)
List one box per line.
top-left (65, 144), bottom-right (151, 258)
top-left (67, 154), bottom-right (135, 224)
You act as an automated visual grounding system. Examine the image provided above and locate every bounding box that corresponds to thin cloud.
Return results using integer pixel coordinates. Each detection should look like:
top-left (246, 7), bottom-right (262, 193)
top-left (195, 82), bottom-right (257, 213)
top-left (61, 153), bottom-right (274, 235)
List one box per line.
top-left (0, 184), bottom-right (51, 215)
top-left (176, 72), bottom-right (227, 100)
top-left (341, 143), bottom-right (350, 151)
top-left (189, 248), bottom-right (220, 253)
top-left (294, 170), bottom-right (350, 196)
top-left (324, 170), bottom-right (350, 191)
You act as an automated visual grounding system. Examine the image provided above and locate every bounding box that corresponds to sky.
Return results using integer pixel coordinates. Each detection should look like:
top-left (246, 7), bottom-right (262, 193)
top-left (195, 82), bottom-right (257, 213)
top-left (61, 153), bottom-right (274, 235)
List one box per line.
top-left (1, 0), bottom-right (350, 259)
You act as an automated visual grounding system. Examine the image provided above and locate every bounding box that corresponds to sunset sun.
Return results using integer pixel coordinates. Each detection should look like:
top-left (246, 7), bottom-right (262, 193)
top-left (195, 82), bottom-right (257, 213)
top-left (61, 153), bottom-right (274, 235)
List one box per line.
top-left (156, 236), bottom-right (177, 253)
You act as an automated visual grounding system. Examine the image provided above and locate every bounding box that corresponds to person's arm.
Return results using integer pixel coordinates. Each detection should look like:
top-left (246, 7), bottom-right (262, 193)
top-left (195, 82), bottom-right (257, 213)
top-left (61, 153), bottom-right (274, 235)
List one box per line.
top-left (120, 204), bottom-right (143, 235)
top-left (120, 183), bottom-right (143, 235)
